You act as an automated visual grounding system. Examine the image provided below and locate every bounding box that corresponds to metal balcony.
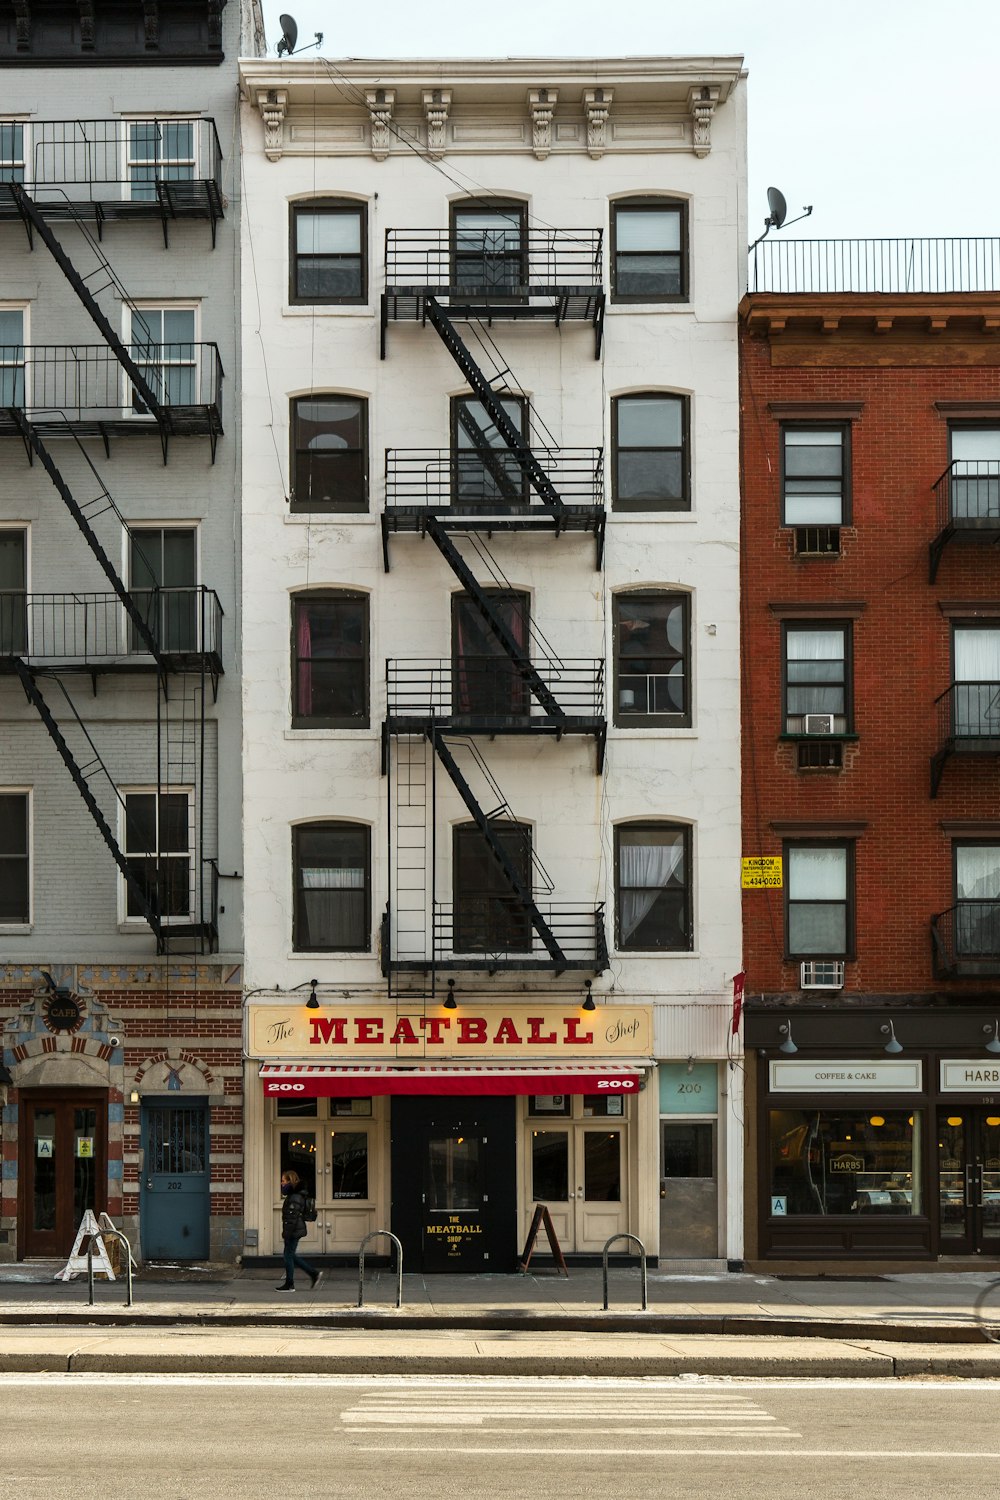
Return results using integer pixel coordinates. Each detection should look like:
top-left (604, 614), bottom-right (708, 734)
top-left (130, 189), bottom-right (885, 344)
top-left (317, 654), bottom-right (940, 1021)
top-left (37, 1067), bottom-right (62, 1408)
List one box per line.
top-left (0, 588), bottom-right (224, 677)
top-left (0, 119), bottom-right (224, 244)
top-left (932, 902), bottom-right (1000, 978)
top-left (0, 344), bottom-right (223, 446)
top-left (749, 238), bottom-right (1000, 294)
top-left (929, 461), bottom-right (1000, 581)
top-left (931, 681), bottom-right (1000, 796)
top-left (382, 900), bottom-right (609, 977)
top-left (385, 657), bottom-right (604, 738)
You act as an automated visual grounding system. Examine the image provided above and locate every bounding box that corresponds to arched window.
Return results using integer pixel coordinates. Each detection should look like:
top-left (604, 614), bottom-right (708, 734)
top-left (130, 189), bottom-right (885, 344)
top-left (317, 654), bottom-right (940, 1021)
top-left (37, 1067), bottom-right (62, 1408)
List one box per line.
top-left (612, 393), bottom-right (689, 511)
top-left (291, 590), bottom-right (368, 728)
top-left (290, 395), bottom-right (368, 513)
top-left (614, 591), bottom-right (690, 726)
top-left (615, 823), bottom-right (691, 952)
top-left (610, 197), bottom-right (687, 301)
top-left (453, 820), bottom-right (532, 954)
top-left (289, 199), bottom-right (367, 304)
top-left (292, 822), bottom-right (371, 952)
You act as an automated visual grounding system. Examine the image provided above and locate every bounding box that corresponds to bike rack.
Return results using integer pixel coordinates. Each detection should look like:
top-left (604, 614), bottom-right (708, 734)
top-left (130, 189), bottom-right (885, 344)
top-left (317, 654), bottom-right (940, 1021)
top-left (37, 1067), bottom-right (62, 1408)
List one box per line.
top-left (87, 1228), bottom-right (135, 1308)
top-left (601, 1232), bottom-right (647, 1311)
top-left (358, 1229), bottom-right (404, 1308)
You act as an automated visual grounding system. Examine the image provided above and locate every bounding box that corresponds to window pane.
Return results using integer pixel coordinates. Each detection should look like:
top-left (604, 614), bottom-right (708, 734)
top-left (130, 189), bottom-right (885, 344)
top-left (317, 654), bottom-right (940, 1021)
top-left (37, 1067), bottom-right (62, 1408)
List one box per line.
top-left (786, 629), bottom-right (844, 662)
top-left (617, 452), bottom-right (683, 505)
top-left (296, 211), bottom-right (361, 254)
top-left (158, 793), bottom-right (189, 854)
top-left (789, 903), bottom-right (846, 953)
top-left (294, 595), bottom-right (367, 723)
top-left (295, 824), bottom-right (369, 951)
top-left (0, 529), bottom-right (26, 590)
top-left (125, 794), bottom-right (157, 853)
top-left (617, 594), bottom-right (687, 720)
top-left (618, 826), bottom-right (689, 950)
top-left (584, 1133), bottom-right (621, 1201)
top-left (293, 398), bottom-right (366, 510)
top-left (297, 260), bottom-right (363, 300)
top-left (279, 1131), bottom-right (317, 1196)
top-left (0, 793), bottom-right (28, 923)
top-left (455, 398), bottom-right (523, 449)
top-left (952, 428), bottom-right (1000, 462)
top-left (329, 1131), bottom-right (368, 1198)
top-left (957, 845), bottom-right (1000, 899)
top-left (531, 1132), bottom-right (568, 1200)
top-left (784, 492), bottom-right (843, 525)
top-left (0, 308), bottom-right (24, 344)
top-left (162, 309), bottom-right (196, 344)
top-left (789, 847), bottom-right (846, 900)
top-left (955, 629), bottom-right (1000, 682)
top-left (616, 208), bottom-right (681, 252)
top-left (615, 255), bottom-right (682, 298)
top-left (618, 396), bottom-right (682, 448)
top-left (770, 1110), bottom-right (919, 1216)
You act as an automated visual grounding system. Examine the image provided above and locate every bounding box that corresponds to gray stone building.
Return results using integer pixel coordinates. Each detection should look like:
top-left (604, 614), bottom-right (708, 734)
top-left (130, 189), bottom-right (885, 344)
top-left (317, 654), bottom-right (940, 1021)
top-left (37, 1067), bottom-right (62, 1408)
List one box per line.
top-left (0, 0), bottom-right (262, 1265)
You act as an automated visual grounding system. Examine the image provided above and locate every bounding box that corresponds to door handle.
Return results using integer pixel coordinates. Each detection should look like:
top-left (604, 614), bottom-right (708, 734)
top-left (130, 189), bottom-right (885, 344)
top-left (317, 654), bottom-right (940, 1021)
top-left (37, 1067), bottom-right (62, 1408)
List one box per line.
top-left (965, 1164), bottom-right (979, 1207)
top-left (145, 1179), bottom-right (152, 1190)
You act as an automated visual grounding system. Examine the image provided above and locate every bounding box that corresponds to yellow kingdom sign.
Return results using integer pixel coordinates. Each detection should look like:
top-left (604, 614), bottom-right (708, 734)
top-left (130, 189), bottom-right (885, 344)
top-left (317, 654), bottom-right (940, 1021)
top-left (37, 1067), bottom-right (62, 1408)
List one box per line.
top-left (741, 857), bottom-right (783, 889)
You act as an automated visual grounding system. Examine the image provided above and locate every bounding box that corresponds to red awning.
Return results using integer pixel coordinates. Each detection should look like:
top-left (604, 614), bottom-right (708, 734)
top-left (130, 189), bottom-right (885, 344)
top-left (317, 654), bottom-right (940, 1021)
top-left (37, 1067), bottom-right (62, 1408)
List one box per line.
top-left (259, 1062), bottom-right (646, 1098)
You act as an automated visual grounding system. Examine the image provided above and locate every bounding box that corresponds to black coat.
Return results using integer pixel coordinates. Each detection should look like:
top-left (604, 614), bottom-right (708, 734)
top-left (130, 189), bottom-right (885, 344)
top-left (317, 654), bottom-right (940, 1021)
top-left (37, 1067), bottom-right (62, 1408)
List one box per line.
top-left (281, 1188), bottom-right (307, 1241)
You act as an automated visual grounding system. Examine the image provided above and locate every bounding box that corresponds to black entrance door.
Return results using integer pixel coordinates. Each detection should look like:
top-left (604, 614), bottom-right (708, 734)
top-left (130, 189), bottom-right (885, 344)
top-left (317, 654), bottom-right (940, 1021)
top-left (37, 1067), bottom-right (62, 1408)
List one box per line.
top-left (937, 1108), bottom-right (1000, 1254)
top-left (390, 1096), bottom-right (517, 1272)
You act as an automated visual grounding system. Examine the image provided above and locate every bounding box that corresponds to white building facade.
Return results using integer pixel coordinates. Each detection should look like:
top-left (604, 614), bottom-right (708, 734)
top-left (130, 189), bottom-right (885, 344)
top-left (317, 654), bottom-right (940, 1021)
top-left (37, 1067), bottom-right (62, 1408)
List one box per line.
top-left (238, 56), bottom-right (746, 1270)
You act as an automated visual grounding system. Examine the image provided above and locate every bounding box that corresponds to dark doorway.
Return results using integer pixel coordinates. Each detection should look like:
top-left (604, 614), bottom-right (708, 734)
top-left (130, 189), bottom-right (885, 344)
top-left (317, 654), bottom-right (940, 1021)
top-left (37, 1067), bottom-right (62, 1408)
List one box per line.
top-left (453, 820), bottom-right (533, 955)
top-left (18, 1092), bottom-right (106, 1258)
top-left (937, 1108), bottom-right (1000, 1255)
top-left (390, 1096), bottom-right (517, 1271)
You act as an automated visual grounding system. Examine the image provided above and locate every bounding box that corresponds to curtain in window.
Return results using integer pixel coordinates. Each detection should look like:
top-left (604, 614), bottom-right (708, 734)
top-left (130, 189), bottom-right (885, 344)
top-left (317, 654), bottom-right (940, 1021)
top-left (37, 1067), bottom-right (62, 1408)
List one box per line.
top-left (954, 630), bottom-right (1000, 736)
top-left (619, 838), bottom-right (684, 942)
top-left (788, 847), bottom-right (847, 953)
top-left (301, 863), bottom-right (364, 948)
top-left (296, 604), bottom-right (313, 717)
top-left (956, 846), bottom-right (1000, 956)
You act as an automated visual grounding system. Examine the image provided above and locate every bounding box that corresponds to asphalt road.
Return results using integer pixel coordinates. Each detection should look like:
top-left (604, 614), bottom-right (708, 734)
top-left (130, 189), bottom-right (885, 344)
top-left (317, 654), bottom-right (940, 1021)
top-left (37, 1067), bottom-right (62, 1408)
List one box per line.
top-left (2, 1373), bottom-right (998, 1498)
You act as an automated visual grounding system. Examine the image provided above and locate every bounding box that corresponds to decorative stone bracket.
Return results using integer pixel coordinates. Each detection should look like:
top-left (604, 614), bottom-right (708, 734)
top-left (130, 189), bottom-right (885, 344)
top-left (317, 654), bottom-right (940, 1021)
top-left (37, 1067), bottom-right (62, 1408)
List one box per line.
top-left (527, 88), bottom-right (558, 160)
top-left (422, 88), bottom-right (452, 159)
top-left (365, 88), bottom-right (396, 161)
top-left (582, 88), bottom-right (613, 160)
top-left (256, 89), bottom-right (288, 162)
top-left (688, 85), bottom-right (720, 158)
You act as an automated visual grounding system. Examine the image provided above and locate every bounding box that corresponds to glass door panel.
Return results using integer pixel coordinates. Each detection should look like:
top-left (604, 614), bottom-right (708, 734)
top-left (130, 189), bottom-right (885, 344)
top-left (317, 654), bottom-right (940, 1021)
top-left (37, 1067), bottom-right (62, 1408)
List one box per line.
top-left (981, 1115), bottom-right (1000, 1246)
top-left (276, 1127), bottom-right (320, 1253)
top-left (660, 1121), bottom-right (719, 1258)
top-left (32, 1108), bottom-right (57, 1234)
top-left (73, 1107), bottom-right (98, 1226)
top-left (938, 1112), bottom-right (969, 1247)
top-left (529, 1129), bottom-right (573, 1249)
top-left (20, 1095), bottom-right (106, 1258)
top-left (424, 1131), bottom-right (485, 1269)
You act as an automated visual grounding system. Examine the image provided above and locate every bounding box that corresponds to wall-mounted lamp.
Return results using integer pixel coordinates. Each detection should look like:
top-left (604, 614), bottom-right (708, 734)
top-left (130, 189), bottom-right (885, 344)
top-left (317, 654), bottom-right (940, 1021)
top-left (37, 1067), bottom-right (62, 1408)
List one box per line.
top-left (443, 980), bottom-right (458, 1011)
top-left (582, 980), bottom-right (596, 1012)
top-left (880, 1020), bottom-right (903, 1055)
top-left (778, 1021), bottom-right (797, 1055)
top-left (306, 979), bottom-right (320, 1010)
top-left (984, 1020), bottom-right (1000, 1055)
top-left (129, 1090), bottom-right (140, 1104)
top-left (686, 1055), bottom-right (696, 1074)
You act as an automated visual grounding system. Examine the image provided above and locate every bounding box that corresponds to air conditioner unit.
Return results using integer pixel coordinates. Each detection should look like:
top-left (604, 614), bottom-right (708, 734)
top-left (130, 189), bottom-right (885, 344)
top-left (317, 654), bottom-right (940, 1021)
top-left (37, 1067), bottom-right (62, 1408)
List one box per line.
top-left (803, 713), bottom-right (834, 735)
top-left (800, 960), bottom-right (845, 990)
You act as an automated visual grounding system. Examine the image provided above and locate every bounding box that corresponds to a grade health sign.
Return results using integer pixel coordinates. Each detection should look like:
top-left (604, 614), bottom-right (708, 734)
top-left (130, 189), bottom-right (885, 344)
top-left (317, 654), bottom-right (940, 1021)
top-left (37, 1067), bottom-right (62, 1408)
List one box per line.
top-left (741, 857), bottom-right (782, 889)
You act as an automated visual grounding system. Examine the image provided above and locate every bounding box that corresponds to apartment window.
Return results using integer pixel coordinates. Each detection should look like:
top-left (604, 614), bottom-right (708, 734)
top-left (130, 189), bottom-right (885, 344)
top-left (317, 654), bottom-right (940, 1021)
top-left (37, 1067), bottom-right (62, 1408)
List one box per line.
top-left (783, 625), bottom-right (850, 733)
top-left (292, 592), bottom-right (369, 728)
top-left (786, 843), bottom-right (852, 958)
top-left (782, 427), bottom-right (848, 525)
top-left (0, 122), bottom-right (25, 183)
top-left (0, 307), bottom-right (25, 406)
top-left (130, 306), bottom-right (197, 409)
top-left (290, 396), bottom-right (368, 513)
top-left (293, 823), bottom-right (370, 952)
top-left (955, 844), bottom-right (1000, 958)
top-left (0, 792), bottom-right (29, 924)
top-left (451, 394), bottom-right (527, 509)
top-left (612, 393), bottom-right (689, 510)
top-left (129, 526), bottom-right (197, 653)
top-left (123, 791), bottom-right (192, 921)
top-left (614, 592), bottom-right (689, 726)
top-left (451, 590), bottom-right (529, 717)
top-left (611, 199), bottom-right (687, 301)
top-left (0, 528), bottom-right (27, 654)
top-left (290, 201), bottom-right (366, 304)
top-left (615, 823), bottom-right (691, 952)
top-left (453, 821), bottom-right (532, 954)
top-left (949, 426), bottom-right (1000, 522)
top-left (127, 121), bottom-right (195, 202)
top-left (451, 202), bottom-right (527, 297)
top-left (952, 627), bottom-right (1000, 738)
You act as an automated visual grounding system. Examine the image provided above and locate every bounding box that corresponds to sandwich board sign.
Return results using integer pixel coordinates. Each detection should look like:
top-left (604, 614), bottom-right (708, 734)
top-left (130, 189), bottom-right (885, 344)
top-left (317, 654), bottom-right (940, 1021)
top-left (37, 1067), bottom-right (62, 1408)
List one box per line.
top-left (54, 1209), bottom-right (116, 1282)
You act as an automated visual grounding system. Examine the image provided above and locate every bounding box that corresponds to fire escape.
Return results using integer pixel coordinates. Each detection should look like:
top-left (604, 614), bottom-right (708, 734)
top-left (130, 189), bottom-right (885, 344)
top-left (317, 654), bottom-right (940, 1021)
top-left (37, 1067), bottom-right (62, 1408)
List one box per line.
top-left (379, 221), bottom-right (609, 995)
top-left (0, 120), bottom-right (225, 953)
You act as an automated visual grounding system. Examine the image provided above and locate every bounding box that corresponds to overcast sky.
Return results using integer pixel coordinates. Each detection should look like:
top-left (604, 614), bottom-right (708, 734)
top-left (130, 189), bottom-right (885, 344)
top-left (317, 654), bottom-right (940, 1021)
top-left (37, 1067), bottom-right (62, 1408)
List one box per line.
top-left (258, 0), bottom-right (994, 244)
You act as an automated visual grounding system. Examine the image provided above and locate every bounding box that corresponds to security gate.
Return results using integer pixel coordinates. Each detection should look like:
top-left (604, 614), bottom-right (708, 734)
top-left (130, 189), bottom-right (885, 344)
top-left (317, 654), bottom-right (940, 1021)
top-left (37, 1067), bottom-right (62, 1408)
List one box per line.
top-left (140, 1100), bottom-right (210, 1260)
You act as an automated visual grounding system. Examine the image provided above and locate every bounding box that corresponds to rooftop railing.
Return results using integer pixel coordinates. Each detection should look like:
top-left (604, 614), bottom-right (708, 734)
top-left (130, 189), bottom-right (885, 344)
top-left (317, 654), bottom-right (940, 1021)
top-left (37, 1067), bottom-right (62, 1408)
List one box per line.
top-left (749, 238), bottom-right (1000, 295)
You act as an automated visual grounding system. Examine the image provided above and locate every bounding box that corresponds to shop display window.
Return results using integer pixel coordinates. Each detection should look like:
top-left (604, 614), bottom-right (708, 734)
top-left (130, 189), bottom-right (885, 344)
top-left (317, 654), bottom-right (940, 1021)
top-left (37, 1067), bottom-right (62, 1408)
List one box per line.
top-left (769, 1108), bottom-right (921, 1216)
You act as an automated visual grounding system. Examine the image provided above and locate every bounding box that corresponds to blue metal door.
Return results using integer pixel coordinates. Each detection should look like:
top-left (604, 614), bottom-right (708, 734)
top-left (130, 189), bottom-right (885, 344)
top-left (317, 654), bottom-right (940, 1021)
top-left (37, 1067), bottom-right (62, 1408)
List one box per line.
top-left (140, 1100), bottom-right (210, 1260)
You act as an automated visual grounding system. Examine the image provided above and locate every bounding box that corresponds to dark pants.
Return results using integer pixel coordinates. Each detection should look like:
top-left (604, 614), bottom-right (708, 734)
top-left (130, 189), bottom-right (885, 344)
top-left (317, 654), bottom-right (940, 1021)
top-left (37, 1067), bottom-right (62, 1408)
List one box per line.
top-left (282, 1234), bottom-right (317, 1285)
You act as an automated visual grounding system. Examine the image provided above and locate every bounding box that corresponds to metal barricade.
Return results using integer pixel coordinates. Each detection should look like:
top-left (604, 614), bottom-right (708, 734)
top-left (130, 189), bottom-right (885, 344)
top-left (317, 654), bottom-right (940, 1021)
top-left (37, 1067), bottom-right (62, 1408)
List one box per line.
top-left (601, 1232), bottom-right (647, 1311)
top-left (358, 1230), bottom-right (403, 1308)
top-left (87, 1228), bottom-right (135, 1308)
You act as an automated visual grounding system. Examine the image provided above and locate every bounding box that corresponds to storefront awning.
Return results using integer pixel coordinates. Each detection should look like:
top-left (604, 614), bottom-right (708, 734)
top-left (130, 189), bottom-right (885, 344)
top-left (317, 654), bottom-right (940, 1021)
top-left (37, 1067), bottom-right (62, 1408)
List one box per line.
top-left (259, 1062), bottom-right (648, 1098)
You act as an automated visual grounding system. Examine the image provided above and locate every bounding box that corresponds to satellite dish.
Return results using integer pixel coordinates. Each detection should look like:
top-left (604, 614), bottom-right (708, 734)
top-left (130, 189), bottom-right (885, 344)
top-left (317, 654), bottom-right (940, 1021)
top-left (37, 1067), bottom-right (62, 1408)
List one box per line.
top-left (276, 13), bottom-right (298, 56)
top-left (766, 186), bottom-right (787, 230)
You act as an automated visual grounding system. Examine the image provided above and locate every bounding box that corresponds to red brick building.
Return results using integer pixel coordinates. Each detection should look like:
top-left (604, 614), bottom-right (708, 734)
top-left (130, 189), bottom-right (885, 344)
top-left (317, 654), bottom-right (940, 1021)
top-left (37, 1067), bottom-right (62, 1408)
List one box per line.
top-left (740, 243), bottom-right (1000, 1266)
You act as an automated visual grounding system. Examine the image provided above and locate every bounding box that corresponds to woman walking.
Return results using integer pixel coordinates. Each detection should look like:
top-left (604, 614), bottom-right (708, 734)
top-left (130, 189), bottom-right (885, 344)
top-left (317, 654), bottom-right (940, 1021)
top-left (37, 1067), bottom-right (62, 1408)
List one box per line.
top-left (276, 1169), bottom-right (322, 1292)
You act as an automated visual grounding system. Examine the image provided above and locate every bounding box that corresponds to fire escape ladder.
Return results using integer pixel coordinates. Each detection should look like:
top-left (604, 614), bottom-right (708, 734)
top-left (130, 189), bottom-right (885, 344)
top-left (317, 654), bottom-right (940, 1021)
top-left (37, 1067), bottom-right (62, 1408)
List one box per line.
top-left (10, 410), bottom-right (164, 667)
top-left (428, 729), bottom-right (566, 968)
top-left (11, 658), bottom-right (164, 945)
top-left (423, 296), bottom-right (564, 513)
top-left (9, 182), bottom-right (167, 423)
top-left (424, 517), bottom-right (565, 722)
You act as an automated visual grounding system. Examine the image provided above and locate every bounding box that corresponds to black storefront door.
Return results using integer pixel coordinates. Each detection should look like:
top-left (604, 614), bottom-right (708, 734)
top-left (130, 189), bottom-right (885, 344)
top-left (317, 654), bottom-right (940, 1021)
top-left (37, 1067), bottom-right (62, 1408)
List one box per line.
top-left (390, 1096), bottom-right (517, 1272)
top-left (937, 1108), bottom-right (1000, 1254)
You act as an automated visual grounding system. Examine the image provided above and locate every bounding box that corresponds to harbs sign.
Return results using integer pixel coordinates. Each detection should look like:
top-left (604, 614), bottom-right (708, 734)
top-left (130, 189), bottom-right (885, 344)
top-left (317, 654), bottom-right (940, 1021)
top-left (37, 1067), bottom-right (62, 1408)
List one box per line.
top-left (248, 1003), bottom-right (653, 1060)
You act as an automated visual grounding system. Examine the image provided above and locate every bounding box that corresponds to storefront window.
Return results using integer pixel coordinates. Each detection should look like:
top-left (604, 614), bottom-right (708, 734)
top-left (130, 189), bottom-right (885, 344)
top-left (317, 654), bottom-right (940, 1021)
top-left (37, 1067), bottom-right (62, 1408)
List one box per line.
top-left (279, 1131), bottom-right (317, 1196)
top-left (330, 1131), bottom-right (369, 1199)
top-left (276, 1098), bottom-right (318, 1117)
top-left (532, 1131), bottom-right (569, 1200)
top-left (769, 1109), bottom-right (921, 1216)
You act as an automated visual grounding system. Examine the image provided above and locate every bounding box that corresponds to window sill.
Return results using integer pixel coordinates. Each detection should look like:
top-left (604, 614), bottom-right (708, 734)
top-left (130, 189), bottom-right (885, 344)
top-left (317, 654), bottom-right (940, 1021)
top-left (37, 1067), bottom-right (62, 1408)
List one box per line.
top-left (608, 509), bottom-right (694, 522)
top-left (284, 513), bottom-right (375, 525)
top-left (607, 302), bottom-right (692, 315)
top-left (614, 949), bottom-right (700, 959)
top-left (287, 950), bottom-right (374, 959)
top-left (612, 726), bottom-right (698, 738)
top-left (780, 733), bottom-right (859, 743)
top-left (117, 920), bottom-right (193, 935)
top-left (0, 923), bottom-right (32, 936)
top-left (283, 728), bottom-right (378, 741)
top-left (282, 305), bottom-right (376, 319)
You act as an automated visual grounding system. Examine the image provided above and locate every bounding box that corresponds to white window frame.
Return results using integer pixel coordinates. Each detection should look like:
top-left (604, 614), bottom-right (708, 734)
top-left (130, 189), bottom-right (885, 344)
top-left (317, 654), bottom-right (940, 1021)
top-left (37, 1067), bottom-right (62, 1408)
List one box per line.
top-left (118, 785), bottom-right (195, 927)
top-left (123, 301), bottom-right (200, 417)
top-left (124, 521), bottom-right (201, 656)
top-left (0, 786), bottom-right (32, 932)
top-left (0, 301), bottom-right (29, 411)
top-left (118, 116), bottom-right (200, 205)
top-left (0, 118), bottom-right (28, 185)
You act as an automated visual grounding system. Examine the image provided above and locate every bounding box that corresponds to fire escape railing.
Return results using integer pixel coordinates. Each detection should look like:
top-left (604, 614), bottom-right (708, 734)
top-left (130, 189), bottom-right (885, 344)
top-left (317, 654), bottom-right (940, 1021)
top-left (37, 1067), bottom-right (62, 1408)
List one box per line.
top-left (385, 227), bottom-right (603, 293)
top-left (932, 902), bottom-right (1000, 978)
top-left (386, 658), bottom-right (604, 724)
top-left (931, 680), bottom-right (1000, 796)
top-left (929, 460), bottom-right (1000, 582)
top-left (384, 447), bottom-right (604, 511)
top-left (0, 588), bottom-right (223, 671)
